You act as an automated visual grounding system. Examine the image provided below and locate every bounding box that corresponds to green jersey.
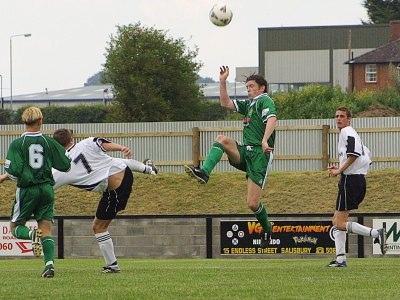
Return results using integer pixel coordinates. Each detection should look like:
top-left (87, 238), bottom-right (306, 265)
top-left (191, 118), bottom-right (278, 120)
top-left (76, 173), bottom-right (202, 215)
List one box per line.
top-left (233, 93), bottom-right (277, 146)
top-left (5, 132), bottom-right (71, 188)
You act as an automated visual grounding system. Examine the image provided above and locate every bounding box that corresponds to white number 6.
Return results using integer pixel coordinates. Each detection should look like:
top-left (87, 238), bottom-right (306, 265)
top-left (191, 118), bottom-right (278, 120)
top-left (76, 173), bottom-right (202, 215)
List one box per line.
top-left (29, 144), bottom-right (44, 169)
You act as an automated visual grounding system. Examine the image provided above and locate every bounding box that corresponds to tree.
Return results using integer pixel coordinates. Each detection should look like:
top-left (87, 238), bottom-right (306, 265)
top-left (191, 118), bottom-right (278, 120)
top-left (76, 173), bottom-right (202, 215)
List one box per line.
top-left (84, 72), bottom-right (102, 86)
top-left (363, 0), bottom-right (400, 24)
top-left (0, 109), bottom-right (14, 124)
top-left (103, 23), bottom-right (204, 122)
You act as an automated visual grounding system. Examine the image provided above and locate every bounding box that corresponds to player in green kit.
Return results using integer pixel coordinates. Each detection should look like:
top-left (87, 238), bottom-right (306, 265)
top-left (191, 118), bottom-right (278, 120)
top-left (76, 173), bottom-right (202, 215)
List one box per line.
top-left (184, 66), bottom-right (277, 248)
top-left (2, 106), bottom-right (71, 278)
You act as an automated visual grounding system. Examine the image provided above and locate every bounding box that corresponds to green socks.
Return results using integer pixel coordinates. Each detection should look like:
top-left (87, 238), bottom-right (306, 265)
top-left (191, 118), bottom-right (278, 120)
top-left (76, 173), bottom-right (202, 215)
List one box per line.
top-left (13, 225), bottom-right (31, 240)
top-left (253, 203), bottom-right (271, 233)
top-left (14, 227), bottom-right (54, 269)
top-left (41, 236), bottom-right (55, 267)
top-left (202, 141), bottom-right (225, 176)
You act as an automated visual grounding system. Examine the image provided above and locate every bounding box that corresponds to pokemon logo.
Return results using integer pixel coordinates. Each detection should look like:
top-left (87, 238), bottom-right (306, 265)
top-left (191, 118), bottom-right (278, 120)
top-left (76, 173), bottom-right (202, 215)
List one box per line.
top-left (292, 235), bottom-right (318, 245)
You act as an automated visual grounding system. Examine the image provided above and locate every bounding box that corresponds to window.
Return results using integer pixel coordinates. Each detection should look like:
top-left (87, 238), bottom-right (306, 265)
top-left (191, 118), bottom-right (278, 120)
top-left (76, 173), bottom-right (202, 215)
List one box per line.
top-left (365, 64), bottom-right (377, 83)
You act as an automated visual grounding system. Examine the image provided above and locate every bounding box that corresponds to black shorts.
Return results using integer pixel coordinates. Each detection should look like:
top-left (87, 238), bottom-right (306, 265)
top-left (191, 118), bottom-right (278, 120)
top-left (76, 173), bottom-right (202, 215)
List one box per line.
top-left (96, 167), bottom-right (133, 220)
top-left (335, 174), bottom-right (366, 211)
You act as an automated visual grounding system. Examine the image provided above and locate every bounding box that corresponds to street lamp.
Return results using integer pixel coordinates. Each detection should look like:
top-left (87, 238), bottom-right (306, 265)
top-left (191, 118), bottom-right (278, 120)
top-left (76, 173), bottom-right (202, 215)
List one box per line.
top-left (0, 74), bottom-right (3, 109)
top-left (10, 33), bottom-right (31, 109)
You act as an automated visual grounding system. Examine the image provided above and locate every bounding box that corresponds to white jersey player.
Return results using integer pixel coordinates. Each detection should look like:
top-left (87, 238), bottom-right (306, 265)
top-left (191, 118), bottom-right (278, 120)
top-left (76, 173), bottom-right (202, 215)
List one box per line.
top-left (53, 137), bottom-right (127, 192)
top-left (52, 129), bottom-right (157, 273)
top-left (327, 107), bottom-right (386, 268)
top-left (52, 137), bottom-right (157, 192)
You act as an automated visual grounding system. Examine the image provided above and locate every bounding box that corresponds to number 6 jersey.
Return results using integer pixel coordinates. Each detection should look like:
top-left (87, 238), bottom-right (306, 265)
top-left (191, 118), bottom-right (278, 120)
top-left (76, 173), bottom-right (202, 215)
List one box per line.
top-left (5, 132), bottom-right (71, 188)
top-left (52, 137), bottom-right (127, 192)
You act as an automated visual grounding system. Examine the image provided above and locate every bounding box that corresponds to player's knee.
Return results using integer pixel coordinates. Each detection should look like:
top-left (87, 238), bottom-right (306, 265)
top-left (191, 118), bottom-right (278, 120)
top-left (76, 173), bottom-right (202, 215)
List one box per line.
top-left (92, 221), bottom-right (109, 234)
top-left (332, 220), bottom-right (346, 231)
top-left (247, 202), bottom-right (258, 211)
top-left (214, 135), bottom-right (227, 143)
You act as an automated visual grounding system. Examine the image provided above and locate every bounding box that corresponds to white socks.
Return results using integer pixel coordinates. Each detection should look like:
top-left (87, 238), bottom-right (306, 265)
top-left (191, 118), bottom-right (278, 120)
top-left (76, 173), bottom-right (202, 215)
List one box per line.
top-left (346, 222), bottom-right (379, 238)
top-left (95, 231), bottom-right (117, 267)
top-left (333, 222), bottom-right (379, 263)
top-left (121, 159), bottom-right (155, 174)
top-left (333, 228), bottom-right (347, 263)
top-left (121, 159), bottom-right (146, 173)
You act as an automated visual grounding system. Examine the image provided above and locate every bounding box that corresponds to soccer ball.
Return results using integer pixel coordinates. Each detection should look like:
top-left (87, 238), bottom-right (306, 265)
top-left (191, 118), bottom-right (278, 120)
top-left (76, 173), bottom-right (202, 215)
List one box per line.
top-left (209, 3), bottom-right (233, 27)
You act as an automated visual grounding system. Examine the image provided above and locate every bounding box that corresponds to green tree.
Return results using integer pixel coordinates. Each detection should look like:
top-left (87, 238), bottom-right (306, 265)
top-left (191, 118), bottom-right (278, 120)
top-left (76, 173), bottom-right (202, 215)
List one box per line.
top-left (0, 109), bottom-right (15, 124)
top-left (103, 23), bottom-right (204, 122)
top-left (363, 0), bottom-right (400, 24)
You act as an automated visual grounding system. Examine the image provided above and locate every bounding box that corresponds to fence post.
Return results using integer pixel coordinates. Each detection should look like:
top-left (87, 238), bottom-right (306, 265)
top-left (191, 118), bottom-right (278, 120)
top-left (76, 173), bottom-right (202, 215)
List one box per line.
top-left (57, 217), bottom-right (64, 259)
top-left (192, 127), bottom-right (200, 166)
top-left (206, 217), bottom-right (213, 258)
top-left (321, 125), bottom-right (330, 170)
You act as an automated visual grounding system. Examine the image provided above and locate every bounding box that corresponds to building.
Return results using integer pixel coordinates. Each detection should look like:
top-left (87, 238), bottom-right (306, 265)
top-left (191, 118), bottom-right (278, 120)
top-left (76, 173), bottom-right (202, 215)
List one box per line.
top-left (258, 23), bottom-right (391, 92)
top-left (346, 21), bottom-right (400, 91)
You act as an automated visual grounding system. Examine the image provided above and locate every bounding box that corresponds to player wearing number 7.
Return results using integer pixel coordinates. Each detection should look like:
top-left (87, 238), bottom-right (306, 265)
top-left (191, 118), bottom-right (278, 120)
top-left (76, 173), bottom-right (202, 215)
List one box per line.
top-left (3, 106), bottom-right (71, 278)
top-left (51, 128), bottom-right (157, 273)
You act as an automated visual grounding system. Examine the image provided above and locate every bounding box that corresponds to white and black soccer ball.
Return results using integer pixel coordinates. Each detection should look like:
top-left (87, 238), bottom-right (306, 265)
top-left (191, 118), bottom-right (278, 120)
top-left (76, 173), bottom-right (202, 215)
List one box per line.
top-left (209, 3), bottom-right (233, 27)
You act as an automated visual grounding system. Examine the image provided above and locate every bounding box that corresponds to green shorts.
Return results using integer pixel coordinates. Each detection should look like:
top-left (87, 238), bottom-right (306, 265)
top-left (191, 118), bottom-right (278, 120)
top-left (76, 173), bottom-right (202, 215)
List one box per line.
top-left (229, 144), bottom-right (273, 188)
top-left (10, 183), bottom-right (55, 223)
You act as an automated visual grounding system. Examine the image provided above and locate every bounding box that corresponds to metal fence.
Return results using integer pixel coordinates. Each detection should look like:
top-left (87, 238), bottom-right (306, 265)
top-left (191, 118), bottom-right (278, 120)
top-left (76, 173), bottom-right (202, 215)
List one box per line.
top-left (1, 118), bottom-right (400, 173)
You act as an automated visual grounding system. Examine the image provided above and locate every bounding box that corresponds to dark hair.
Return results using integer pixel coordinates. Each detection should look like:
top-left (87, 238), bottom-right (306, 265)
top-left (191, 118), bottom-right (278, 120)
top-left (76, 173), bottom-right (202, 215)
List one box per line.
top-left (53, 128), bottom-right (73, 147)
top-left (245, 74), bottom-right (268, 93)
top-left (336, 107), bottom-right (352, 118)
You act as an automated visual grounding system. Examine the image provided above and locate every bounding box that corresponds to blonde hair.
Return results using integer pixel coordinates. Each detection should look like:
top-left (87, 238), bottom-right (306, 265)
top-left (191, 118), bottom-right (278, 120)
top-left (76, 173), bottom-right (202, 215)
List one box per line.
top-left (21, 106), bottom-right (43, 125)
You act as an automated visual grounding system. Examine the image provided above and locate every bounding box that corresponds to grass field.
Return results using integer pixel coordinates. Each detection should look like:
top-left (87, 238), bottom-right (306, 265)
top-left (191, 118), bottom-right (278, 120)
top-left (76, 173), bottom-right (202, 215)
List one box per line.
top-left (0, 169), bottom-right (399, 216)
top-left (0, 258), bottom-right (398, 299)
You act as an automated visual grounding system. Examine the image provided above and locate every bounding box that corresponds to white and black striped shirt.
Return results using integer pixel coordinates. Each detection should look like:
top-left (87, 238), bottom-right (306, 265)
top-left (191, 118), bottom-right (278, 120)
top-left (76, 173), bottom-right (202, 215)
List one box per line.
top-left (338, 126), bottom-right (371, 175)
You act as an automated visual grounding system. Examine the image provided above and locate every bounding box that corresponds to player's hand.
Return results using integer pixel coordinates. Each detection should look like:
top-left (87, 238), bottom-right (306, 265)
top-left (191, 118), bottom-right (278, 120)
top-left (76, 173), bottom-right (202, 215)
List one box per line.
top-left (328, 166), bottom-right (340, 177)
top-left (0, 173), bottom-right (10, 184)
top-left (219, 66), bottom-right (229, 81)
top-left (120, 146), bottom-right (132, 158)
top-left (262, 141), bottom-right (274, 153)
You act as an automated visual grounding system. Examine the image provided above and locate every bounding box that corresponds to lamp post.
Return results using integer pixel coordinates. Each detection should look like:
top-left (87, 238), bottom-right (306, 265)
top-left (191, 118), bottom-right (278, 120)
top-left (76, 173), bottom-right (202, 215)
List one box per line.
top-left (10, 33), bottom-right (31, 110)
top-left (0, 74), bottom-right (2, 98)
top-left (0, 74), bottom-right (3, 109)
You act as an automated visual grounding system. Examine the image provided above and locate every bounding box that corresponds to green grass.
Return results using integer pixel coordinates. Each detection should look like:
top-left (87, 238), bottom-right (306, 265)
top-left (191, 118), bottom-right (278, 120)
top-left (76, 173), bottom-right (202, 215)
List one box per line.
top-left (0, 258), bottom-right (398, 299)
top-left (0, 169), bottom-right (399, 216)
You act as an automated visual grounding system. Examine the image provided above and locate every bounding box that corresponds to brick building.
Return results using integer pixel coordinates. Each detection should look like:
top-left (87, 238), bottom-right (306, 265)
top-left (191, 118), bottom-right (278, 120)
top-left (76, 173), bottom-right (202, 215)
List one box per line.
top-left (347, 20), bottom-right (400, 91)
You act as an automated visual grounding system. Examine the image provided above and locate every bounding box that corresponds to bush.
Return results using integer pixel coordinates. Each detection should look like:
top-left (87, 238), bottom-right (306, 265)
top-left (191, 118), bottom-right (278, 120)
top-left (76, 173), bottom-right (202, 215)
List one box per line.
top-left (271, 85), bottom-right (400, 120)
top-left (0, 109), bottom-right (15, 124)
top-left (272, 85), bottom-right (353, 119)
top-left (12, 105), bottom-right (111, 124)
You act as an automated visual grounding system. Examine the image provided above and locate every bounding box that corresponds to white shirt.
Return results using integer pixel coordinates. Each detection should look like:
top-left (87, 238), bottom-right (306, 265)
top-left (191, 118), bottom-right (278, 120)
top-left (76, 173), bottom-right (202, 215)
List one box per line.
top-left (52, 137), bottom-right (127, 192)
top-left (338, 126), bottom-right (371, 175)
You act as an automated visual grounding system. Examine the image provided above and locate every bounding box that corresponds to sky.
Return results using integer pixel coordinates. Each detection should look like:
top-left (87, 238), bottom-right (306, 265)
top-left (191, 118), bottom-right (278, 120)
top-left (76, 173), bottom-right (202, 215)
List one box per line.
top-left (0, 0), bottom-right (369, 97)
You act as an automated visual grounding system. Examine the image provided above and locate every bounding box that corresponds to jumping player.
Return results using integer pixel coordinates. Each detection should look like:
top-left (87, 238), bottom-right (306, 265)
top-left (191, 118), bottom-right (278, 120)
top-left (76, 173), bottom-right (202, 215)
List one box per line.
top-left (184, 66), bottom-right (277, 249)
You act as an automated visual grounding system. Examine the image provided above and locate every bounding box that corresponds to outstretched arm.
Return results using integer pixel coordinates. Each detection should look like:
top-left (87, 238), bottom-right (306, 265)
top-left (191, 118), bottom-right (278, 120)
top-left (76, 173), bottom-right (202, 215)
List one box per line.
top-left (102, 142), bottom-right (132, 158)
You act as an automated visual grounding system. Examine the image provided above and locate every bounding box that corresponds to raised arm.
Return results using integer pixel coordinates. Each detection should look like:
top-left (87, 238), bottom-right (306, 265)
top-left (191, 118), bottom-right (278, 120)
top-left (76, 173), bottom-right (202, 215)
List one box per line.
top-left (219, 66), bottom-right (235, 110)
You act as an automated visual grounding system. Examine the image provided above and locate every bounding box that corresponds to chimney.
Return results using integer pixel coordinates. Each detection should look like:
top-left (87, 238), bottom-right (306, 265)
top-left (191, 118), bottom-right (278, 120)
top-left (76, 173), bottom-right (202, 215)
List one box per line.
top-left (389, 20), bottom-right (400, 42)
